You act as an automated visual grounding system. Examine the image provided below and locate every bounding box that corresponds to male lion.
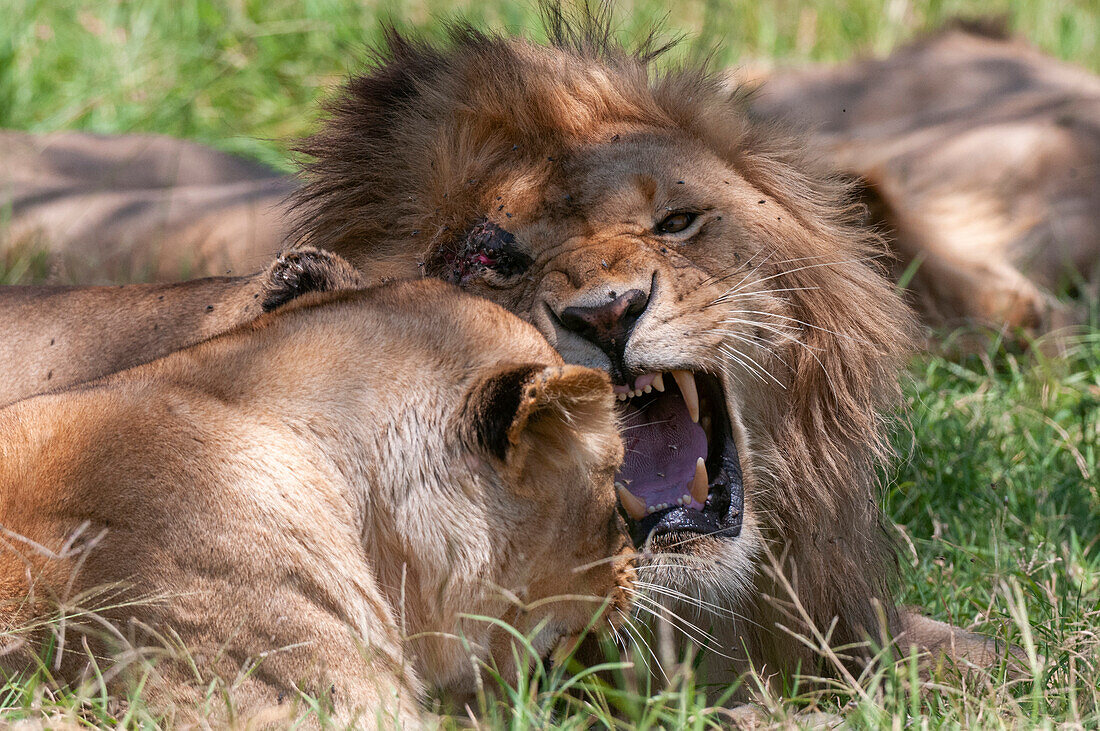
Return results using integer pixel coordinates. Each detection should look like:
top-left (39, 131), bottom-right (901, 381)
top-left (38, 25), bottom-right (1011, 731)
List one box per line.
top-left (284, 12), bottom-right (1003, 684)
top-left (0, 246), bottom-right (362, 405)
top-left (0, 279), bottom-right (633, 725)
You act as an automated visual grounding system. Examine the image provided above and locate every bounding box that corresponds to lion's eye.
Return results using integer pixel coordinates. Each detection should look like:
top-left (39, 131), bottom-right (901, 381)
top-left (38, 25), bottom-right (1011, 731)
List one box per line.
top-left (656, 211), bottom-right (697, 235)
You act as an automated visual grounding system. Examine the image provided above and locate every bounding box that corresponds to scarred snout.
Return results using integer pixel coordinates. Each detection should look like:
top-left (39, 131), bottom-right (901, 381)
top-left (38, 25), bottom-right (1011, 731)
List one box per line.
top-left (541, 245), bottom-right (660, 381)
top-left (558, 288), bottom-right (651, 377)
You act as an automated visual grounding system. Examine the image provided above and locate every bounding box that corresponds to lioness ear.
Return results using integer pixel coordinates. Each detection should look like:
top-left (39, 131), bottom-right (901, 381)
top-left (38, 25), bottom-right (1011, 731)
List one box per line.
top-left (465, 364), bottom-right (614, 462)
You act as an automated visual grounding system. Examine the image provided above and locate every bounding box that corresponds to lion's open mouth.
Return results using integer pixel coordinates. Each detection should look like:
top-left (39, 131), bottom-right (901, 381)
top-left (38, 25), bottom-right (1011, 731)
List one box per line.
top-left (613, 371), bottom-right (744, 545)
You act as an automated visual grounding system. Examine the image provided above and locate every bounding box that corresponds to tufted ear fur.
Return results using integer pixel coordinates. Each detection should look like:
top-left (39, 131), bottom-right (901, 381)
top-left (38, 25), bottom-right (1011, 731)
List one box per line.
top-left (463, 363), bottom-right (615, 465)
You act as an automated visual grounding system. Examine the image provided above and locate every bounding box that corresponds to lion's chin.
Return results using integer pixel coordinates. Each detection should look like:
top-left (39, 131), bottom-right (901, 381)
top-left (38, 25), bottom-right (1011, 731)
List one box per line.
top-left (614, 370), bottom-right (745, 548)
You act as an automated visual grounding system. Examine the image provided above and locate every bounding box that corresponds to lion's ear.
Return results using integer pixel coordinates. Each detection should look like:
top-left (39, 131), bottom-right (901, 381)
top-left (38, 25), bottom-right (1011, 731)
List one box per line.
top-left (464, 364), bottom-right (614, 463)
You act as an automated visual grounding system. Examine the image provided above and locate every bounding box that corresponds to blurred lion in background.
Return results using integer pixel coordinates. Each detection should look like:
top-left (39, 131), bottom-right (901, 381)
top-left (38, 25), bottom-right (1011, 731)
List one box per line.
top-left (3, 23), bottom-right (1097, 343)
top-left (749, 21), bottom-right (1100, 339)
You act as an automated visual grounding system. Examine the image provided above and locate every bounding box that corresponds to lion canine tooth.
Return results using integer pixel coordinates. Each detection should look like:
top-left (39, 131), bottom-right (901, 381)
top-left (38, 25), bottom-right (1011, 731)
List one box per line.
top-left (653, 373), bottom-right (665, 392)
top-left (616, 483), bottom-right (647, 521)
top-left (672, 370), bottom-right (699, 423)
top-left (690, 457), bottom-right (709, 505)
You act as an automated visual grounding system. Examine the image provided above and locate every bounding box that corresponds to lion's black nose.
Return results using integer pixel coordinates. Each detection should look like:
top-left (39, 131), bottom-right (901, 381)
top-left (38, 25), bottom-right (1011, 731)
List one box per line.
top-left (559, 288), bottom-right (650, 375)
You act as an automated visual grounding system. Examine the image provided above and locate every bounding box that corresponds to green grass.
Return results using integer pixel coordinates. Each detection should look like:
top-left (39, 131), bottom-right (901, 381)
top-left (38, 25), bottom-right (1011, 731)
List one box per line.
top-left (4, 0), bottom-right (1098, 169)
top-left (2, 0), bottom-right (1100, 727)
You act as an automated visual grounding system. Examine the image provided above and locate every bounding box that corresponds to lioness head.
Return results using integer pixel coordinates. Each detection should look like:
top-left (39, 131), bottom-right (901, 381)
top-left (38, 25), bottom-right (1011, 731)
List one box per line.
top-left (321, 281), bottom-right (633, 696)
top-left (291, 12), bottom-right (916, 674)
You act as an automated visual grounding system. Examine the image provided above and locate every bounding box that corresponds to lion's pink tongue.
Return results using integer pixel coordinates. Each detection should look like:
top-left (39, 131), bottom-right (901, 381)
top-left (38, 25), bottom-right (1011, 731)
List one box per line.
top-left (617, 392), bottom-right (707, 512)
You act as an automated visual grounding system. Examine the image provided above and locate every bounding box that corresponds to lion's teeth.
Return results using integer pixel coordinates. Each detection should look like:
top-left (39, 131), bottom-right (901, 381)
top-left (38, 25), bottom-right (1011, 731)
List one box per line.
top-left (681, 494), bottom-right (691, 506)
top-left (617, 392), bottom-right (627, 401)
top-left (653, 373), bottom-right (665, 392)
top-left (616, 483), bottom-right (647, 521)
top-left (643, 385), bottom-right (653, 394)
top-left (672, 370), bottom-right (699, 423)
top-left (690, 457), bottom-right (709, 505)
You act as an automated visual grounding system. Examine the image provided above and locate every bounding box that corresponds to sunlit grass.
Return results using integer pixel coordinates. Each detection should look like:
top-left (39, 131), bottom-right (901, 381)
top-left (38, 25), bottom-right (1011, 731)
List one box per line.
top-left (4, 0), bottom-right (1098, 169)
top-left (3, 568), bottom-right (1097, 728)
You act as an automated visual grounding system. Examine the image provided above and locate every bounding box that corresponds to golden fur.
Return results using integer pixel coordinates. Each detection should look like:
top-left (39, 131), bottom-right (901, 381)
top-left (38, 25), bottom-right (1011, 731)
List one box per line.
top-left (0, 247), bottom-right (362, 405)
top-left (286, 9), bottom-right (1003, 683)
top-left (0, 279), bottom-right (633, 724)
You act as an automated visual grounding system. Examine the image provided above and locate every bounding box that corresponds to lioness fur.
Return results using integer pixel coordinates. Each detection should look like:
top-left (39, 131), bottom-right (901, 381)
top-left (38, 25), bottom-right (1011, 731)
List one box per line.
top-left (285, 8), bottom-right (1007, 684)
top-left (0, 246), bottom-right (362, 405)
top-left (0, 279), bottom-right (633, 725)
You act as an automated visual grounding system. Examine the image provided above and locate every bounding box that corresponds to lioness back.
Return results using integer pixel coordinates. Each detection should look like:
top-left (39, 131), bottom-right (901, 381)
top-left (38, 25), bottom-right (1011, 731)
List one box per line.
top-left (0, 247), bottom-right (362, 405)
top-left (0, 279), bottom-right (633, 725)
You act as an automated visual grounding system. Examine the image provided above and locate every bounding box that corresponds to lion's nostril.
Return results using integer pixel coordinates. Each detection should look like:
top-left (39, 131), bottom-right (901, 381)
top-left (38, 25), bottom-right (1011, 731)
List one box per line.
top-left (558, 288), bottom-right (650, 375)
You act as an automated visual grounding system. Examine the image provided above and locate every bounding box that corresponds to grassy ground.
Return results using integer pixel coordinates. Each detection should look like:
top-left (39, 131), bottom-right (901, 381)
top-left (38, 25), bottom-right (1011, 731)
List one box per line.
top-left (2, 0), bottom-right (1099, 727)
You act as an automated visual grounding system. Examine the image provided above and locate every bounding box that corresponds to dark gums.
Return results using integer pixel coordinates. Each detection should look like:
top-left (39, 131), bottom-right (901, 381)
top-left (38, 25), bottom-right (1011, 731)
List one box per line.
top-left (633, 428), bottom-right (745, 544)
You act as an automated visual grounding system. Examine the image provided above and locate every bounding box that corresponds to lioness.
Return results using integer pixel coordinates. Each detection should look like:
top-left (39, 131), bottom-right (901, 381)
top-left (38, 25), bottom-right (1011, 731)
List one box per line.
top-left (283, 13), bottom-right (1003, 683)
top-left (0, 246), bottom-right (362, 405)
top-left (0, 279), bottom-right (633, 725)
